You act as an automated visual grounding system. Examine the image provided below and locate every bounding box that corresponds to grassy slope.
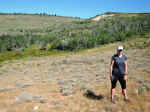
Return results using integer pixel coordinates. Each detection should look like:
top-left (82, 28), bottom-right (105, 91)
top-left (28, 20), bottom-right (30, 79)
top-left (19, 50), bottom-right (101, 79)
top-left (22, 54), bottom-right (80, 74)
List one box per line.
top-left (0, 36), bottom-right (150, 112)
top-left (0, 14), bottom-right (150, 112)
top-left (1, 13), bottom-right (149, 34)
top-left (0, 14), bottom-right (81, 34)
top-left (0, 13), bottom-right (150, 52)
top-left (0, 13), bottom-right (150, 64)
top-left (0, 34), bottom-right (149, 64)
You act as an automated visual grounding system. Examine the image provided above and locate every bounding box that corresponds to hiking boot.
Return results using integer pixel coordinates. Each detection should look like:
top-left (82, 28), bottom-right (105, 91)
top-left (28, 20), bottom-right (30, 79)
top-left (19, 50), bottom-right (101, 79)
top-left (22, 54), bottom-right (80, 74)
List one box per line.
top-left (111, 98), bottom-right (116, 104)
top-left (124, 98), bottom-right (131, 102)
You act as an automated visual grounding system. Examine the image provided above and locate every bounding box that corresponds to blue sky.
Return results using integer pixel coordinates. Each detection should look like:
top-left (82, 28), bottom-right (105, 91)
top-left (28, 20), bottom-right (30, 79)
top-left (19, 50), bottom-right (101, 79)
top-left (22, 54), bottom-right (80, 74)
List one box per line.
top-left (0, 0), bottom-right (150, 18)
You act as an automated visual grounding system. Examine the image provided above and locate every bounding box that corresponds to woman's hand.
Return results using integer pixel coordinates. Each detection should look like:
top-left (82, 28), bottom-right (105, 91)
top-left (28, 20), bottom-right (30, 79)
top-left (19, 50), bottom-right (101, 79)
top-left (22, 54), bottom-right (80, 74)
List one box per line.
top-left (124, 75), bottom-right (127, 80)
top-left (110, 75), bottom-right (112, 81)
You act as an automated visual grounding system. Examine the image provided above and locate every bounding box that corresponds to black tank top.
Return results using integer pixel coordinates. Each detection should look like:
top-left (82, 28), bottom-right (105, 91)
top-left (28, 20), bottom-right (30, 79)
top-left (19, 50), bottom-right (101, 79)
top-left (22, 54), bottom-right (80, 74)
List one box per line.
top-left (112, 54), bottom-right (127, 76)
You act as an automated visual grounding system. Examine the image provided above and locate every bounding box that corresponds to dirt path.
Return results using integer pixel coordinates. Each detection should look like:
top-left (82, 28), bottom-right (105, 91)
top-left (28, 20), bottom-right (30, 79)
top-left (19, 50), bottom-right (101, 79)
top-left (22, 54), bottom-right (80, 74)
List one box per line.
top-left (0, 47), bottom-right (150, 112)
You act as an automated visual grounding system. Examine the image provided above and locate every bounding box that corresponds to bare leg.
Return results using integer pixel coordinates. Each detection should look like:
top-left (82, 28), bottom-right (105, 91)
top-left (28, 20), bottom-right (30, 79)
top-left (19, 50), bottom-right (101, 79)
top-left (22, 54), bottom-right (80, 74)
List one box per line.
top-left (122, 89), bottom-right (127, 99)
top-left (122, 89), bottom-right (131, 102)
top-left (111, 88), bottom-right (115, 100)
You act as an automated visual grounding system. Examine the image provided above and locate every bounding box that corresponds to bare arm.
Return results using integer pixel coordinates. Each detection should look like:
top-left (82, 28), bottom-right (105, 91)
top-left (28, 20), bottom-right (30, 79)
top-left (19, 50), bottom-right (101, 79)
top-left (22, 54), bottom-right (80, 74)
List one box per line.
top-left (110, 59), bottom-right (114, 80)
top-left (124, 60), bottom-right (128, 80)
top-left (125, 60), bottom-right (128, 75)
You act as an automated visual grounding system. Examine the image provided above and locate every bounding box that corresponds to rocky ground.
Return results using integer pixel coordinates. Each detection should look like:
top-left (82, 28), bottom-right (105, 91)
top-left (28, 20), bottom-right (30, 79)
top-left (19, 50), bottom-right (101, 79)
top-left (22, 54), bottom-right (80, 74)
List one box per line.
top-left (0, 43), bottom-right (150, 112)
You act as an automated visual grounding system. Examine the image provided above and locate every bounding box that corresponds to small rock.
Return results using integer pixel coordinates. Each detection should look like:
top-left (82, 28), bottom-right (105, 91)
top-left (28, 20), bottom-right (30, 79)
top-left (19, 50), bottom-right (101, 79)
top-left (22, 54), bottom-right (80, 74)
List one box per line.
top-left (15, 93), bottom-right (33, 103)
top-left (58, 79), bottom-right (67, 85)
top-left (33, 106), bottom-right (39, 110)
top-left (79, 83), bottom-right (89, 90)
top-left (86, 86), bottom-right (95, 92)
top-left (62, 59), bottom-right (68, 64)
top-left (104, 105), bottom-right (116, 112)
top-left (41, 80), bottom-right (47, 83)
top-left (142, 83), bottom-right (150, 90)
top-left (71, 82), bottom-right (77, 86)
top-left (0, 109), bottom-right (8, 112)
top-left (22, 83), bottom-right (33, 88)
top-left (22, 83), bottom-right (33, 87)
top-left (60, 85), bottom-right (73, 96)
top-left (16, 82), bottom-right (33, 88)
top-left (40, 98), bottom-right (48, 103)
top-left (58, 78), bottom-right (78, 86)
top-left (38, 98), bottom-right (48, 103)
top-left (79, 77), bottom-right (89, 83)
top-left (33, 95), bottom-right (48, 103)
top-left (137, 87), bottom-right (147, 95)
top-left (0, 88), bottom-right (15, 92)
top-left (15, 93), bottom-right (48, 103)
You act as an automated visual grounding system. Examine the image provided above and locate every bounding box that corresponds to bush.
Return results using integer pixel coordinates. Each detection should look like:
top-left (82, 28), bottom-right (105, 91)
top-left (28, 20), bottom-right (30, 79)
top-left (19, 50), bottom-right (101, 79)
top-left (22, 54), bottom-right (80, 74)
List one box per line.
top-left (0, 14), bottom-right (150, 52)
top-left (46, 43), bottom-right (51, 51)
top-left (24, 44), bottom-right (41, 51)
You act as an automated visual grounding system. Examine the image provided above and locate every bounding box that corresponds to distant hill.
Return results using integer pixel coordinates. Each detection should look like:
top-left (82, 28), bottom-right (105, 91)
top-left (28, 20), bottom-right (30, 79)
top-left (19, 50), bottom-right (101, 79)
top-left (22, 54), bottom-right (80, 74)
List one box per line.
top-left (0, 12), bottom-right (150, 52)
top-left (90, 12), bottom-right (150, 21)
top-left (0, 13), bottom-right (81, 34)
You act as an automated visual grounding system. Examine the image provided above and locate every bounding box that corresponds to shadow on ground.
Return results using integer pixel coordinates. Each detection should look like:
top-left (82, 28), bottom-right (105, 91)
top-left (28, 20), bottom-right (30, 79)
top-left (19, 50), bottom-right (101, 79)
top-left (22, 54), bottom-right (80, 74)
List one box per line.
top-left (83, 90), bottom-right (104, 100)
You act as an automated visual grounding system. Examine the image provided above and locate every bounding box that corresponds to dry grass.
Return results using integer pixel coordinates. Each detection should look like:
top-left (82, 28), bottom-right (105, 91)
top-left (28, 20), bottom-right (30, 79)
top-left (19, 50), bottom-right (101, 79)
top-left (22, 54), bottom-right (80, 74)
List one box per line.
top-left (0, 40), bottom-right (150, 112)
top-left (0, 14), bottom-right (80, 33)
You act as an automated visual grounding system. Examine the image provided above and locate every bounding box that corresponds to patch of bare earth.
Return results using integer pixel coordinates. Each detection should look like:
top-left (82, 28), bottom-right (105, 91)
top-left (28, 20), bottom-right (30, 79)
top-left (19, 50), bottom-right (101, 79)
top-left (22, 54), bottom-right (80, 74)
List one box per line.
top-left (0, 47), bottom-right (150, 112)
top-left (91, 14), bottom-right (114, 21)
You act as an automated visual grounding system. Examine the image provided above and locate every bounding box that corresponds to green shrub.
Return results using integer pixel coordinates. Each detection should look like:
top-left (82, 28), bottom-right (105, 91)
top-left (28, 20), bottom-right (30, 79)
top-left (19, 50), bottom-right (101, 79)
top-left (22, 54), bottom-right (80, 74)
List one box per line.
top-left (24, 44), bottom-right (41, 51)
top-left (0, 14), bottom-right (150, 52)
top-left (46, 43), bottom-right (51, 51)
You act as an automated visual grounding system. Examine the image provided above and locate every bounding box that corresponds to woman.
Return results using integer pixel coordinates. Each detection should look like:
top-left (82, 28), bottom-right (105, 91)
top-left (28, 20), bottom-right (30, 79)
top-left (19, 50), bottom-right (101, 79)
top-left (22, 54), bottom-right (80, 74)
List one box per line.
top-left (110, 46), bottom-right (130, 103)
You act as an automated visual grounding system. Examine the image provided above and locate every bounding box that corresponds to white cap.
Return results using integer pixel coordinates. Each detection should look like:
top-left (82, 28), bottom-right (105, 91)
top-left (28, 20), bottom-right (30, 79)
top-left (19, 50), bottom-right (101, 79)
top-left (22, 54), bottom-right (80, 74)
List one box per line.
top-left (117, 46), bottom-right (123, 50)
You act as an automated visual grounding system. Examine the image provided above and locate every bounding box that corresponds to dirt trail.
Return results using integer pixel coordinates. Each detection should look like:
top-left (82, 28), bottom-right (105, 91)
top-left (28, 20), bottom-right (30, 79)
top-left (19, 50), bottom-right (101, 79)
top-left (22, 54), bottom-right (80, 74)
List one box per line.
top-left (0, 47), bottom-right (150, 112)
top-left (91, 14), bottom-right (114, 21)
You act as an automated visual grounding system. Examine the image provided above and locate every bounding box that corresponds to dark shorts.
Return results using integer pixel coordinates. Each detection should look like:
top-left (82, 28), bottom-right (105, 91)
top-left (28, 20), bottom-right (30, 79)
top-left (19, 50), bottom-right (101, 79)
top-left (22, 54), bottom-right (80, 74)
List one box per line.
top-left (111, 75), bottom-right (126, 89)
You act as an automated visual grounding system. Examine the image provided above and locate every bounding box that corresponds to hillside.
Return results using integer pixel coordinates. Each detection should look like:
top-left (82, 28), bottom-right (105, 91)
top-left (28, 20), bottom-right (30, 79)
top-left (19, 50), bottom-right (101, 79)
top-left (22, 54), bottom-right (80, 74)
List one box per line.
top-left (0, 13), bottom-right (150, 54)
top-left (0, 36), bottom-right (150, 112)
top-left (0, 13), bottom-right (150, 112)
top-left (90, 12), bottom-right (150, 21)
top-left (0, 14), bottom-right (81, 34)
